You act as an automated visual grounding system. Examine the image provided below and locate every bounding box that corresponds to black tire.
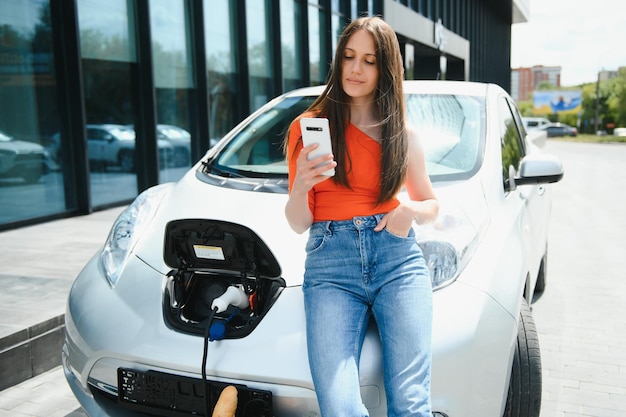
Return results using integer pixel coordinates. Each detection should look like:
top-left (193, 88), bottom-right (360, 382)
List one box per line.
top-left (503, 299), bottom-right (542, 417)
top-left (89, 159), bottom-right (106, 171)
top-left (21, 165), bottom-right (43, 183)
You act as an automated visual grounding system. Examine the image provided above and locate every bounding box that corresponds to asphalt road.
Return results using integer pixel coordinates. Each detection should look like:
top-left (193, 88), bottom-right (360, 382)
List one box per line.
top-left (0, 139), bottom-right (624, 417)
top-left (531, 139), bottom-right (626, 416)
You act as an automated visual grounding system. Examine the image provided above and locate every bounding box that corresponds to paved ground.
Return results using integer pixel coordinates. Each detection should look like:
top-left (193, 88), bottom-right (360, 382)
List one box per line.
top-left (528, 140), bottom-right (626, 417)
top-left (0, 140), bottom-right (624, 416)
top-left (0, 367), bottom-right (85, 417)
top-left (0, 206), bottom-right (124, 417)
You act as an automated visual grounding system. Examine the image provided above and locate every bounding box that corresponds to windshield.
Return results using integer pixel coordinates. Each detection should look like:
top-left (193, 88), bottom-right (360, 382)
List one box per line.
top-left (209, 95), bottom-right (315, 178)
top-left (205, 93), bottom-right (484, 182)
top-left (407, 94), bottom-right (485, 180)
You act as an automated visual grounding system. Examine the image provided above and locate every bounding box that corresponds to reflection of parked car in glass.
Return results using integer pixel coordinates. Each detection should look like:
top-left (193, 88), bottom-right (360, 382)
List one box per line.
top-left (156, 124), bottom-right (191, 167)
top-left (539, 122), bottom-right (578, 137)
top-left (0, 130), bottom-right (49, 183)
top-left (522, 116), bottom-right (550, 131)
top-left (86, 124), bottom-right (172, 172)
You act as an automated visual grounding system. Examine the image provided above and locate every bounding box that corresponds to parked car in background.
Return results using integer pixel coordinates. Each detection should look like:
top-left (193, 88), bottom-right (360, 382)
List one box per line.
top-left (156, 124), bottom-right (192, 167)
top-left (539, 122), bottom-right (578, 137)
top-left (614, 127), bottom-right (626, 137)
top-left (0, 129), bottom-right (49, 183)
top-left (522, 116), bottom-right (551, 131)
top-left (63, 81), bottom-right (564, 417)
top-left (86, 124), bottom-right (173, 172)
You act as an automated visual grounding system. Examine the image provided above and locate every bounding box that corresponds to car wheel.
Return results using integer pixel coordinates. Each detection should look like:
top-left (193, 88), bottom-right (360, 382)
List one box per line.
top-left (21, 166), bottom-right (43, 183)
top-left (503, 299), bottom-right (542, 417)
top-left (89, 159), bottom-right (106, 172)
top-left (118, 150), bottom-right (135, 172)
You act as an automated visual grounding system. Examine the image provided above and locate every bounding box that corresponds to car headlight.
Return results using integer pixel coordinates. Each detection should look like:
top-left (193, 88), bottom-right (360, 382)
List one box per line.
top-left (416, 205), bottom-right (485, 290)
top-left (100, 183), bottom-right (170, 287)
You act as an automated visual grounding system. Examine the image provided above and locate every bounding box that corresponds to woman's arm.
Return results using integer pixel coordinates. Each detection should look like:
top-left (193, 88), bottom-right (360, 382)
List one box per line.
top-left (403, 125), bottom-right (439, 224)
top-left (374, 126), bottom-right (439, 235)
top-left (285, 142), bottom-right (337, 234)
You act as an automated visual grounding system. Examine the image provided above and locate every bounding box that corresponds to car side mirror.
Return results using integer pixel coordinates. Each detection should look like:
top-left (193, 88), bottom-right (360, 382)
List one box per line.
top-left (515, 154), bottom-right (564, 186)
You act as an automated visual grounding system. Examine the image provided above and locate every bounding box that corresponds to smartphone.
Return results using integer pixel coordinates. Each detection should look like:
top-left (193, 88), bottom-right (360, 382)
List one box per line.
top-left (300, 117), bottom-right (335, 176)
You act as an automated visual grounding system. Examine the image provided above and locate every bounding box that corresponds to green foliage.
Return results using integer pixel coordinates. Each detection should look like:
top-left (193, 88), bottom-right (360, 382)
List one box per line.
top-left (609, 68), bottom-right (626, 128)
top-left (535, 81), bottom-right (557, 90)
top-left (517, 101), bottom-right (534, 116)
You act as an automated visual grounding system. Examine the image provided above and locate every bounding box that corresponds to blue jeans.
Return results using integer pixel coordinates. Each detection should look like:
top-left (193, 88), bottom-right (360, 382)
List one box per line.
top-left (303, 215), bottom-right (433, 417)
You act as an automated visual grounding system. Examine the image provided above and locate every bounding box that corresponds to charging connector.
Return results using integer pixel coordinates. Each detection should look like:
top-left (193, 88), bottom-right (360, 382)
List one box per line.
top-left (211, 285), bottom-right (249, 313)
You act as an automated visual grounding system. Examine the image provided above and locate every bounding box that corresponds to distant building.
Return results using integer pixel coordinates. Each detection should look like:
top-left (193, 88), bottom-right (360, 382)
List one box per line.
top-left (511, 65), bottom-right (562, 101)
top-left (598, 69), bottom-right (622, 81)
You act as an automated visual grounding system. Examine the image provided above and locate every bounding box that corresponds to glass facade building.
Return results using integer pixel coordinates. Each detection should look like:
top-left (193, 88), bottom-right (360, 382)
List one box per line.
top-left (0, 0), bottom-right (522, 230)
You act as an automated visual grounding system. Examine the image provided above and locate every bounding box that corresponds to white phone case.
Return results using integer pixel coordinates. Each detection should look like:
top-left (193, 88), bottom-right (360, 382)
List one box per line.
top-left (300, 117), bottom-right (335, 176)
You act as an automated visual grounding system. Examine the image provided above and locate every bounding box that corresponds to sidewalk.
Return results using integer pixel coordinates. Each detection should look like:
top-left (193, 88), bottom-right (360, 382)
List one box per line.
top-left (0, 366), bottom-right (86, 417)
top-left (0, 206), bottom-right (125, 391)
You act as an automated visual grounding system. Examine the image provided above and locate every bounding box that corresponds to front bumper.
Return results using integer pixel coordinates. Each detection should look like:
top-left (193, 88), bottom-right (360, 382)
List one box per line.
top-left (63, 253), bottom-right (516, 417)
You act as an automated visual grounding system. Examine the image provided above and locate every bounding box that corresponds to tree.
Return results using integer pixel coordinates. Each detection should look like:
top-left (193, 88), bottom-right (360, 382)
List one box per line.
top-left (608, 68), bottom-right (626, 128)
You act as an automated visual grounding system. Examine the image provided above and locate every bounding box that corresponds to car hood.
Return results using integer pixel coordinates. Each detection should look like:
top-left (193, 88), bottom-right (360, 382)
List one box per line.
top-left (132, 169), bottom-right (488, 288)
top-left (0, 139), bottom-right (45, 154)
top-left (133, 170), bottom-right (307, 286)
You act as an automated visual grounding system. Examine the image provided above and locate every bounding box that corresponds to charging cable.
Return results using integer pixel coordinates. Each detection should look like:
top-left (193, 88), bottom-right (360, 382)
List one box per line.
top-left (202, 306), bottom-right (218, 417)
top-left (202, 285), bottom-right (249, 416)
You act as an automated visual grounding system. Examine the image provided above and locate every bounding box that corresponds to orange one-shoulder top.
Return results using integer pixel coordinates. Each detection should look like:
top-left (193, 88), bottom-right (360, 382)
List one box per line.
top-left (287, 117), bottom-right (400, 222)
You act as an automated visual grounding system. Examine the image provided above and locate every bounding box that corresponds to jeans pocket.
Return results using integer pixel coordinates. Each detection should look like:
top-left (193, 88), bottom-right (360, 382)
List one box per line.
top-left (305, 229), bottom-right (328, 254)
top-left (382, 226), bottom-right (416, 240)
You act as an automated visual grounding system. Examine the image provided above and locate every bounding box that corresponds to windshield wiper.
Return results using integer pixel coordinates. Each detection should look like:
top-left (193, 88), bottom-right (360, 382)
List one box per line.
top-left (201, 159), bottom-right (245, 178)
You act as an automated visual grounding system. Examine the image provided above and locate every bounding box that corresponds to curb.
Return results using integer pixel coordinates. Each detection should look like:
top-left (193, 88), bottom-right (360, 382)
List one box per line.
top-left (0, 315), bottom-right (65, 391)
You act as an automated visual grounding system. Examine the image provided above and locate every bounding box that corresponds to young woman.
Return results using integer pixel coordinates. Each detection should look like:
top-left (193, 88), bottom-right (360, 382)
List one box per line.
top-left (285, 16), bottom-right (438, 417)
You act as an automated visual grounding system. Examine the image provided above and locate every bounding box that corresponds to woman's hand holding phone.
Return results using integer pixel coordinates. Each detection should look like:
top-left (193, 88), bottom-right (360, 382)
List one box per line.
top-left (300, 118), bottom-right (335, 177)
top-left (294, 143), bottom-right (336, 191)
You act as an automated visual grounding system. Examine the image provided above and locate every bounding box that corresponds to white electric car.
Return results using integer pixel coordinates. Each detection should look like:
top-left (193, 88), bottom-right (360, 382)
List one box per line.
top-left (63, 81), bottom-right (563, 417)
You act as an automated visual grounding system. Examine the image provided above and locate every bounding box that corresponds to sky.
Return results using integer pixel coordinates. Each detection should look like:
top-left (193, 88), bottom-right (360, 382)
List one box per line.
top-left (511, 0), bottom-right (625, 86)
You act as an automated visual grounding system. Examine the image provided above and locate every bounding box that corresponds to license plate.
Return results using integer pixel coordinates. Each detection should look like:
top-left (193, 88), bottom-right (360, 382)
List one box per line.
top-left (118, 368), bottom-right (273, 417)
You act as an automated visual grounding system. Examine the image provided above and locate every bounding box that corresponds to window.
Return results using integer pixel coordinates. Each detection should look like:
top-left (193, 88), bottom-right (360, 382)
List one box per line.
top-left (308, 3), bottom-right (329, 85)
top-left (280, 0), bottom-right (304, 91)
top-left (77, 0), bottom-right (138, 207)
top-left (498, 96), bottom-right (525, 189)
top-left (246, 0), bottom-right (274, 112)
top-left (0, 0), bottom-right (72, 223)
top-left (204, 0), bottom-right (237, 140)
top-left (150, 0), bottom-right (194, 182)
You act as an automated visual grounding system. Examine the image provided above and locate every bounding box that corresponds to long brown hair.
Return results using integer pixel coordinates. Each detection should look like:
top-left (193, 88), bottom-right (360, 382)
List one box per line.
top-left (288, 16), bottom-right (407, 204)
